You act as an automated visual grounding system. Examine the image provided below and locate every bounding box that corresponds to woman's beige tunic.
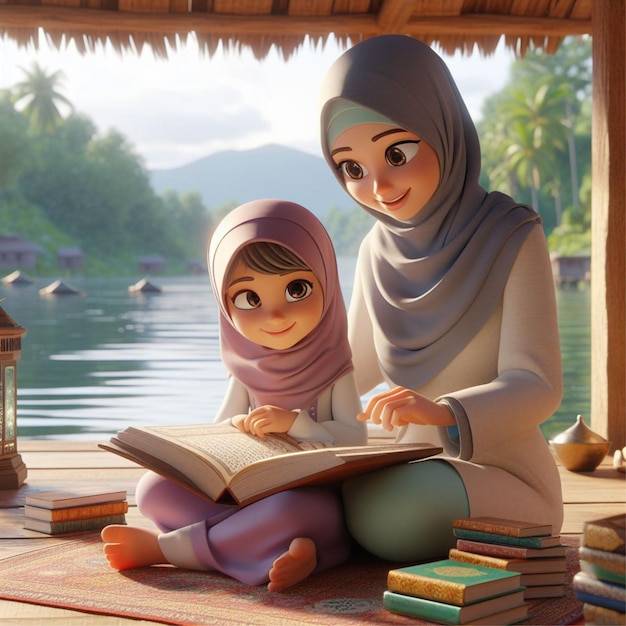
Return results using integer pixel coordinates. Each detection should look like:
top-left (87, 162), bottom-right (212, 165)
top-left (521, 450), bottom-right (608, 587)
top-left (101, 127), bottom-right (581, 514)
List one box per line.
top-left (349, 225), bottom-right (564, 531)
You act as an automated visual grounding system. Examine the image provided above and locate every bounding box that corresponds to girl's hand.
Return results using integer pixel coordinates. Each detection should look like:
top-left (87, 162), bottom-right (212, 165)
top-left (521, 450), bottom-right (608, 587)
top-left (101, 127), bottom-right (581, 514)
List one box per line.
top-left (234, 406), bottom-right (298, 438)
top-left (357, 387), bottom-right (455, 431)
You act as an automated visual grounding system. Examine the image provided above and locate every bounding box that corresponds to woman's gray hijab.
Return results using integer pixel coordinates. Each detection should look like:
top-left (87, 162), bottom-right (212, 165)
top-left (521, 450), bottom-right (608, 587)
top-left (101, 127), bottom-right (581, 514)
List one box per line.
top-left (320, 35), bottom-right (540, 389)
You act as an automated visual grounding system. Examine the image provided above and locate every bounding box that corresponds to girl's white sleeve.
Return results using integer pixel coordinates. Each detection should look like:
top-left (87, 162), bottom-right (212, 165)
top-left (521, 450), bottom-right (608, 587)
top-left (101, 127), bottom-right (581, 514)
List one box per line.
top-left (213, 376), bottom-right (250, 424)
top-left (287, 372), bottom-right (367, 446)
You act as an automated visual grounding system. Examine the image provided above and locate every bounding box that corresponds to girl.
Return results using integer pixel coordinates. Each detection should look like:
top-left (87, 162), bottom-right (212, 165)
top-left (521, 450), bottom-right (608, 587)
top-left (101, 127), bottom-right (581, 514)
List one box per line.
top-left (318, 35), bottom-right (564, 562)
top-left (102, 199), bottom-right (365, 591)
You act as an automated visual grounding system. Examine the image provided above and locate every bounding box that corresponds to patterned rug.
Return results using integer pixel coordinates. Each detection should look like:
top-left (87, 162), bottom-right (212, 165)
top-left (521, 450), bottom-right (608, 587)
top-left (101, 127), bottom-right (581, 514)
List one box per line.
top-left (0, 535), bottom-right (583, 625)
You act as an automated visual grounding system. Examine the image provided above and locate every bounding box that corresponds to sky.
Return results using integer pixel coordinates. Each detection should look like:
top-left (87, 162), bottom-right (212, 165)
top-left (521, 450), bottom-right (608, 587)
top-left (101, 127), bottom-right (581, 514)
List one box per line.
top-left (0, 33), bottom-right (515, 171)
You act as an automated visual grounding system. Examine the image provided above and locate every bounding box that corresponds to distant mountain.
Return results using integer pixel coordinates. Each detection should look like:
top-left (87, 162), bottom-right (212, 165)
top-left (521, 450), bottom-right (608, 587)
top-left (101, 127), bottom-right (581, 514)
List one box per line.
top-left (148, 144), bottom-right (356, 218)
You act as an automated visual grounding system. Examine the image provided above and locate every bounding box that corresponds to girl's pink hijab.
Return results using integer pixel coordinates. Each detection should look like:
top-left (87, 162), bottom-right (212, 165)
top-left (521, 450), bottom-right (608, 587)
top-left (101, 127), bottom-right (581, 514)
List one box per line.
top-left (208, 199), bottom-right (353, 411)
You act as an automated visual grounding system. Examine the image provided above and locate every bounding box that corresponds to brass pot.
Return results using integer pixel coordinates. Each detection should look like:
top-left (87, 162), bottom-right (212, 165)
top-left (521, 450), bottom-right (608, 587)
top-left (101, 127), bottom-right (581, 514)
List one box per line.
top-left (549, 414), bottom-right (611, 472)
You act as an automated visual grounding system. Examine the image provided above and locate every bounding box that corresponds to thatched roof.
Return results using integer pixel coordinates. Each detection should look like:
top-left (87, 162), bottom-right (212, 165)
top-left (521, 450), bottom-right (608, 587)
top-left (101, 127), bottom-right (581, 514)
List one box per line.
top-left (0, 0), bottom-right (592, 60)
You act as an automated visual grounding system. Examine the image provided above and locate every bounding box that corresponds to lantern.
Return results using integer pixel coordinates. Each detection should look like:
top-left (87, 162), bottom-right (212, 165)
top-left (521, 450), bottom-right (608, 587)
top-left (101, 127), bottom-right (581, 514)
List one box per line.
top-left (0, 304), bottom-right (27, 489)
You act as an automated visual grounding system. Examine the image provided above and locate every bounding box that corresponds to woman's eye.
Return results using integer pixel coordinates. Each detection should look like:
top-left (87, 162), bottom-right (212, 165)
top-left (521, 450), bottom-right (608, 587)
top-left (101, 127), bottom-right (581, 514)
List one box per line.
top-left (231, 290), bottom-right (261, 310)
top-left (385, 140), bottom-right (421, 167)
top-left (339, 160), bottom-right (368, 180)
top-left (286, 280), bottom-right (313, 302)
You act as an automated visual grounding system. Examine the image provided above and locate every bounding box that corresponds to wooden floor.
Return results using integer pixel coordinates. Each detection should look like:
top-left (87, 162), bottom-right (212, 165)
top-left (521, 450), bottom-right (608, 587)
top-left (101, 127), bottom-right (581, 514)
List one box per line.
top-left (0, 440), bottom-right (624, 624)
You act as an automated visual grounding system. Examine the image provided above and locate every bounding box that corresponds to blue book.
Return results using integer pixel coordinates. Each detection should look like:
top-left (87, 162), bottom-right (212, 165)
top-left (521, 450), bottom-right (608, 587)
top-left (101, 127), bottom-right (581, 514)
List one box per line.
top-left (576, 590), bottom-right (626, 613)
top-left (574, 572), bottom-right (626, 613)
top-left (453, 528), bottom-right (562, 549)
top-left (383, 589), bottom-right (527, 624)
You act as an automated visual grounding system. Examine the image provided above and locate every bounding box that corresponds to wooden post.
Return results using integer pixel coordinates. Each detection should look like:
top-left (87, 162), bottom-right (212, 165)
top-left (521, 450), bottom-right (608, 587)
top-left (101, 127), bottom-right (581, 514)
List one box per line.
top-left (590, 0), bottom-right (625, 451)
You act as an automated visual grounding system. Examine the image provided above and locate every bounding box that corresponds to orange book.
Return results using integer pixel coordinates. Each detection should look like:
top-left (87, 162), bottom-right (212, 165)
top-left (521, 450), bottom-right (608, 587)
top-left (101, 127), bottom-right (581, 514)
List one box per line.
top-left (449, 548), bottom-right (567, 574)
top-left (25, 500), bottom-right (128, 522)
top-left (583, 514), bottom-right (626, 554)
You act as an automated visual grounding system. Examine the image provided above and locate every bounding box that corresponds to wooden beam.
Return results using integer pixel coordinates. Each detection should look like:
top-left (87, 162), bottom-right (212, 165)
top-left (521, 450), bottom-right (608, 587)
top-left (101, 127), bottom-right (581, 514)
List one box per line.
top-left (590, 0), bottom-right (626, 450)
top-left (0, 6), bottom-right (592, 38)
top-left (377, 0), bottom-right (415, 33)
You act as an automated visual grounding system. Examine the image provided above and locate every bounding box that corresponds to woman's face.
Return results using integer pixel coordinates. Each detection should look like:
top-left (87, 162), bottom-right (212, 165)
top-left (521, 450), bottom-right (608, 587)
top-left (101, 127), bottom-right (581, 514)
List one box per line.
top-left (330, 123), bottom-right (440, 222)
top-left (224, 260), bottom-right (323, 350)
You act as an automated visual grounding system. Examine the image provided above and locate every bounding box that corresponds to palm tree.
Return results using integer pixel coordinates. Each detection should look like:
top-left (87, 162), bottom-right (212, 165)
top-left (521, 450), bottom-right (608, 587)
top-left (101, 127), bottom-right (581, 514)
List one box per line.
top-left (510, 37), bottom-right (592, 211)
top-left (0, 90), bottom-right (31, 193)
top-left (13, 62), bottom-right (73, 133)
top-left (494, 82), bottom-right (569, 221)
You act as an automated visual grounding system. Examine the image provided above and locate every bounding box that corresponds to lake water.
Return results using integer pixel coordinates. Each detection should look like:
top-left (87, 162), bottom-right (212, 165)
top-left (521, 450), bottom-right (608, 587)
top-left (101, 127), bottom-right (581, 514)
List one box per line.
top-left (2, 259), bottom-right (590, 442)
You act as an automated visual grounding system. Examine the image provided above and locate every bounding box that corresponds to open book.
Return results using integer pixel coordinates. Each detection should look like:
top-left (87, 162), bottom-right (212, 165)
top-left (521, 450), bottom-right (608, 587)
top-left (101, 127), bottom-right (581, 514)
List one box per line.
top-left (99, 423), bottom-right (442, 506)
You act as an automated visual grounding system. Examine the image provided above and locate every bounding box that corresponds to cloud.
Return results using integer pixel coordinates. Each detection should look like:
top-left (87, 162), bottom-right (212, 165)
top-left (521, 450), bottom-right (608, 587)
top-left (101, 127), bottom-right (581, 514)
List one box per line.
top-left (0, 35), bottom-right (513, 169)
top-left (94, 85), bottom-right (269, 145)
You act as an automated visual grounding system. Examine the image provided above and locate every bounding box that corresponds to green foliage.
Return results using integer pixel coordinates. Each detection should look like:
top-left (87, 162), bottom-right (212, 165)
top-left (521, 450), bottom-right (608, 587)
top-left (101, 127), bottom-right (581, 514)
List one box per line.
top-left (0, 192), bottom-right (73, 273)
top-left (2, 43), bottom-right (591, 274)
top-left (12, 61), bottom-right (73, 134)
top-left (477, 36), bottom-right (592, 249)
top-left (0, 91), bottom-right (32, 192)
top-left (322, 205), bottom-right (375, 256)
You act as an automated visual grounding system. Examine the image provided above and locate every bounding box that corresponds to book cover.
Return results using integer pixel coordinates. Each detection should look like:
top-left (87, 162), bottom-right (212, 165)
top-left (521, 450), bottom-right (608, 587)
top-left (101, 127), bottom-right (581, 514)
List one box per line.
top-left (24, 513), bottom-right (127, 535)
top-left (575, 589), bottom-right (626, 613)
top-left (25, 500), bottom-right (129, 522)
top-left (24, 488), bottom-right (127, 510)
top-left (452, 527), bottom-right (562, 549)
top-left (386, 559), bottom-right (521, 605)
top-left (523, 584), bottom-right (565, 599)
top-left (584, 602), bottom-right (626, 626)
top-left (100, 423), bottom-right (442, 506)
top-left (452, 516), bottom-right (552, 538)
top-left (580, 557), bottom-right (626, 586)
top-left (520, 572), bottom-right (566, 586)
top-left (382, 589), bottom-right (527, 624)
top-left (579, 546), bottom-right (626, 577)
top-left (573, 571), bottom-right (626, 613)
top-left (449, 548), bottom-right (567, 574)
top-left (583, 513), bottom-right (626, 555)
top-left (455, 538), bottom-right (567, 560)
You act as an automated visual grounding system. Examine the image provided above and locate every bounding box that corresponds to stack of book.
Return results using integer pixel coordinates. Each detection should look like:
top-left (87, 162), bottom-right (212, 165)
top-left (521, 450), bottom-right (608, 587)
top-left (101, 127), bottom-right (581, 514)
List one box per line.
top-left (450, 517), bottom-right (567, 600)
top-left (384, 559), bottom-right (528, 624)
top-left (24, 488), bottom-right (128, 535)
top-left (574, 513), bottom-right (625, 625)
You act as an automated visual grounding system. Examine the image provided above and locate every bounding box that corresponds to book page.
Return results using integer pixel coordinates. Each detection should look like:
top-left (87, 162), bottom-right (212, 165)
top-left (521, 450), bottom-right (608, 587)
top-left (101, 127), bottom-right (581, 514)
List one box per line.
top-left (120, 424), bottom-right (331, 479)
top-left (171, 432), bottom-right (328, 476)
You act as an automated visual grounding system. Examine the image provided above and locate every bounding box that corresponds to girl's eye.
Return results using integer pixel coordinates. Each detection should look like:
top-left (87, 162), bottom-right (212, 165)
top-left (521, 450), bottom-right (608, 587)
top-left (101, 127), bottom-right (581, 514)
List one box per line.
top-left (339, 160), bottom-right (368, 180)
top-left (385, 140), bottom-right (421, 167)
top-left (231, 290), bottom-right (261, 310)
top-left (286, 280), bottom-right (313, 302)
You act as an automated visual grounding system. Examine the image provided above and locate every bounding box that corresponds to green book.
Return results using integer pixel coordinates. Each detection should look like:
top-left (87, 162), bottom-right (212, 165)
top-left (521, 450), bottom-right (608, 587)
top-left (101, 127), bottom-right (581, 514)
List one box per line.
top-left (383, 589), bottom-right (528, 624)
top-left (387, 559), bottom-right (522, 605)
top-left (579, 546), bottom-right (626, 577)
top-left (453, 528), bottom-right (562, 549)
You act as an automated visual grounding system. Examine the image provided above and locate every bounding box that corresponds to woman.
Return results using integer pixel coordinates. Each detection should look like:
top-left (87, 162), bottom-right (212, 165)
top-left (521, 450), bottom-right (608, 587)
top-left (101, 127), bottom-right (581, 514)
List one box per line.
top-left (319, 35), bottom-right (564, 562)
top-left (102, 199), bottom-right (365, 590)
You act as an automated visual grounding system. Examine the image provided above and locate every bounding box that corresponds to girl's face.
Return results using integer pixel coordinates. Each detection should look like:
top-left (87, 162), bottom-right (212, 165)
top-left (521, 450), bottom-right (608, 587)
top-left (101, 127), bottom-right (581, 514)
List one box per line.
top-left (331, 123), bottom-right (440, 222)
top-left (224, 260), bottom-right (324, 350)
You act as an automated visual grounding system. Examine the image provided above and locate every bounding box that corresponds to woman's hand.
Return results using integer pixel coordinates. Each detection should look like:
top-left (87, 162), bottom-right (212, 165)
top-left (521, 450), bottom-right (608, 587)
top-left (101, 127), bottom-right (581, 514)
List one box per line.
top-left (358, 386), bottom-right (456, 431)
top-left (232, 406), bottom-right (298, 438)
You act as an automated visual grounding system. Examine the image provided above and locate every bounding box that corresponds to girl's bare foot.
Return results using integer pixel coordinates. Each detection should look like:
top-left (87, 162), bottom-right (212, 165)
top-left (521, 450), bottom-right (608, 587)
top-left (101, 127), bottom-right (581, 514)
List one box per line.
top-left (267, 537), bottom-right (316, 592)
top-left (101, 525), bottom-right (165, 570)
